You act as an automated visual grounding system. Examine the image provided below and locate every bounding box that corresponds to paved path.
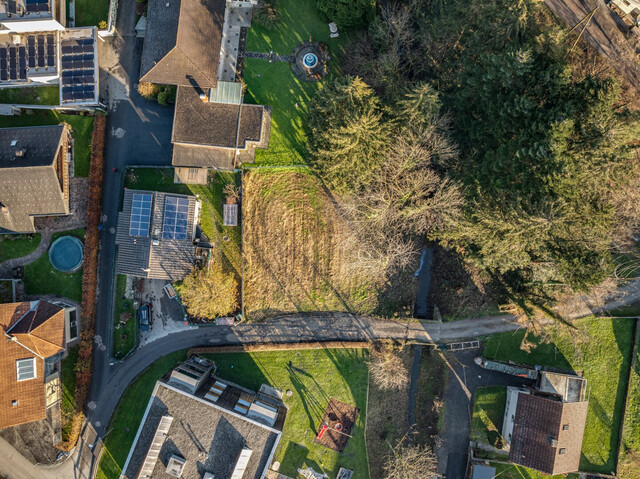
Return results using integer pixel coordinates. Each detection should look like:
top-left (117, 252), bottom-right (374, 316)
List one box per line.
top-left (243, 51), bottom-right (294, 62)
top-left (406, 345), bottom-right (423, 442)
top-left (0, 231), bottom-right (52, 278)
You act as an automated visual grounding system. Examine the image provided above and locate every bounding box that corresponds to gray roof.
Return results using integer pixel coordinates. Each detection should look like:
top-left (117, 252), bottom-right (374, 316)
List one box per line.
top-left (172, 143), bottom-right (236, 169)
top-left (115, 189), bottom-right (198, 281)
top-left (172, 86), bottom-right (264, 148)
top-left (140, 0), bottom-right (225, 88)
top-left (121, 382), bottom-right (280, 479)
top-left (0, 126), bottom-right (68, 234)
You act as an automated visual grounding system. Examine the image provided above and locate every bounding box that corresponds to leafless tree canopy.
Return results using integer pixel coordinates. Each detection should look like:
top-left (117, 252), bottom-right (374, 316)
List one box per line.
top-left (383, 441), bottom-right (439, 479)
top-left (368, 343), bottom-right (410, 391)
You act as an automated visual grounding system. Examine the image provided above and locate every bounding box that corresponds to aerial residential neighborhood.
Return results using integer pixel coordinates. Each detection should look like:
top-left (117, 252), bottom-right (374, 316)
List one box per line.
top-left (1, 0), bottom-right (640, 478)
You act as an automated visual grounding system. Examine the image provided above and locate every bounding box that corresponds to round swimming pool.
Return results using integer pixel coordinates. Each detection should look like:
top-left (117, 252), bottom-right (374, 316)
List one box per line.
top-left (49, 236), bottom-right (84, 273)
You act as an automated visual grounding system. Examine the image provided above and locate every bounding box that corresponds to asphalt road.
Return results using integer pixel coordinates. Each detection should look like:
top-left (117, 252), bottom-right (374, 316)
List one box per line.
top-left (437, 349), bottom-right (534, 479)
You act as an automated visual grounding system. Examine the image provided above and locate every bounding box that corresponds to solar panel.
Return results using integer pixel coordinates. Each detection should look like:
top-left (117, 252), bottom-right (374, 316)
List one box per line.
top-left (1, 70), bottom-right (6, 81)
top-left (37, 36), bottom-right (44, 46)
top-left (37, 55), bottom-right (44, 68)
top-left (0, 48), bottom-right (6, 59)
top-left (129, 193), bottom-right (153, 237)
top-left (19, 68), bottom-right (26, 80)
top-left (162, 196), bottom-right (190, 240)
top-left (9, 69), bottom-right (16, 80)
top-left (7, 0), bottom-right (16, 14)
top-left (47, 55), bottom-right (54, 67)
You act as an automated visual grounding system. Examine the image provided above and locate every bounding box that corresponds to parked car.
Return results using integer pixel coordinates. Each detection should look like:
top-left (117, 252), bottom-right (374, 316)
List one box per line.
top-left (139, 303), bottom-right (152, 331)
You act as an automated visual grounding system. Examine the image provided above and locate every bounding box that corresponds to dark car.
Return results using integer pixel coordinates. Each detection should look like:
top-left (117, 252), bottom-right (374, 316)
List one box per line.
top-left (139, 303), bottom-right (152, 331)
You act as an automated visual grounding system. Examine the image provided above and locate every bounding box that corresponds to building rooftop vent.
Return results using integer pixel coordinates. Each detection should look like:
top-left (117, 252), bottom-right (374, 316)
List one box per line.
top-left (166, 455), bottom-right (186, 478)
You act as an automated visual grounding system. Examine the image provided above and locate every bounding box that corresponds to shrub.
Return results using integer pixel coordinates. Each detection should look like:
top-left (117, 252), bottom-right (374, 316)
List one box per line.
top-left (177, 265), bottom-right (239, 319)
top-left (315, 0), bottom-right (375, 30)
top-left (98, 20), bottom-right (107, 30)
top-left (253, 0), bottom-right (282, 29)
top-left (137, 82), bottom-right (160, 100)
top-left (157, 89), bottom-right (169, 106)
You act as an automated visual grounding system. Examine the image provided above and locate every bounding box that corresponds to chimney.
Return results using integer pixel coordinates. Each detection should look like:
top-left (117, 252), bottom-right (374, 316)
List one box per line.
top-left (14, 148), bottom-right (26, 158)
top-left (199, 92), bottom-right (208, 102)
top-left (0, 203), bottom-right (7, 213)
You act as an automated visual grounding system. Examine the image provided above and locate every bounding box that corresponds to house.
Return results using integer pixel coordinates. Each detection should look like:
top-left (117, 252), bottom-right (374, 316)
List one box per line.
top-left (502, 372), bottom-right (588, 475)
top-left (0, 124), bottom-right (71, 234)
top-left (115, 189), bottom-right (201, 281)
top-left (0, 1), bottom-right (98, 105)
top-left (120, 357), bottom-right (286, 479)
top-left (0, 301), bottom-right (66, 432)
top-left (140, 0), bottom-right (270, 170)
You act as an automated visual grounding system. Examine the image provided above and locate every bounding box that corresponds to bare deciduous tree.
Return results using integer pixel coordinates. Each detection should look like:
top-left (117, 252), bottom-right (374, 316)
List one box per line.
top-left (368, 342), bottom-right (410, 391)
top-left (383, 441), bottom-right (439, 479)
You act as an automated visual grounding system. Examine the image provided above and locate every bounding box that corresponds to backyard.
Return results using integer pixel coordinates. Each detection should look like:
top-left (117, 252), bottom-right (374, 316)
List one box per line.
top-left (0, 85), bottom-right (59, 105)
top-left (0, 234), bottom-right (41, 263)
top-left (61, 346), bottom-right (79, 441)
top-left (0, 110), bottom-right (94, 177)
top-left (74, 0), bottom-right (110, 28)
top-left (242, 0), bottom-right (349, 166)
top-left (112, 275), bottom-right (137, 360)
top-left (243, 168), bottom-right (397, 320)
top-left (483, 316), bottom-right (635, 473)
top-left (23, 229), bottom-right (85, 302)
top-left (96, 348), bottom-right (370, 479)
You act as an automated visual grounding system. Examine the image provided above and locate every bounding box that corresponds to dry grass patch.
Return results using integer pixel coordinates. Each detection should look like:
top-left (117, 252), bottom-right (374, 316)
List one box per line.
top-left (243, 169), bottom-right (385, 320)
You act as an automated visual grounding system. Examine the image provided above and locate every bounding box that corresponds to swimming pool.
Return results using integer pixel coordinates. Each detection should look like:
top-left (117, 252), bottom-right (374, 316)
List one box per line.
top-left (48, 235), bottom-right (84, 273)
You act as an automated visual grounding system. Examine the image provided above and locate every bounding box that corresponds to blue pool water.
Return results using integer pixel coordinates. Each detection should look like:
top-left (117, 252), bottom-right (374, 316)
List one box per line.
top-left (49, 236), bottom-right (84, 273)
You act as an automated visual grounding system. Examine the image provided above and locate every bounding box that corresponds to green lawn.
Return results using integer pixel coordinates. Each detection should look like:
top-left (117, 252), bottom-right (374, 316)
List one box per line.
top-left (242, 0), bottom-right (349, 166)
top-left (113, 275), bottom-right (137, 360)
top-left (471, 386), bottom-right (507, 450)
top-left (125, 167), bottom-right (242, 275)
top-left (96, 349), bottom-right (370, 479)
top-left (490, 463), bottom-right (567, 479)
top-left (0, 85), bottom-right (59, 105)
top-left (0, 110), bottom-right (94, 177)
top-left (0, 234), bottom-right (41, 262)
top-left (61, 346), bottom-right (79, 440)
top-left (483, 316), bottom-right (635, 473)
top-left (23, 229), bottom-right (85, 302)
top-left (74, 0), bottom-right (110, 27)
top-left (620, 321), bottom-right (640, 473)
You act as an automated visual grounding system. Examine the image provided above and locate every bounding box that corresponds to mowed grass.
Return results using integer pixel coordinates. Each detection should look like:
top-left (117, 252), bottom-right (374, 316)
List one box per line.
top-left (202, 349), bottom-right (370, 478)
top-left (74, 0), bottom-right (110, 27)
top-left (243, 168), bottom-right (385, 320)
top-left (0, 234), bottom-right (41, 262)
top-left (243, 0), bottom-right (349, 166)
top-left (619, 321), bottom-right (640, 477)
top-left (113, 275), bottom-right (137, 360)
top-left (95, 350), bottom-right (189, 479)
top-left (125, 167), bottom-right (241, 276)
top-left (96, 349), bottom-right (369, 479)
top-left (61, 346), bottom-right (79, 439)
top-left (23, 229), bottom-right (85, 302)
top-left (484, 317), bottom-right (635, 473)
top-left (0, 85), bottom-right (59, 105)
top-left (490, 463), bottom-right (566, 479)
top-left (0, 110), bottom-right (94, 177)
top-left (471, 386), bottom-right (507, 450)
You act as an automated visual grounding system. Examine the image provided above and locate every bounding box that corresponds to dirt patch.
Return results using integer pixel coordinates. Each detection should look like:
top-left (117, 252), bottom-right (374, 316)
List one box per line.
top-left (243, 169), bottom-right (392, 321)
top-left (313, 398), bottom-right (359, 452)
top-left (429, 246), bottom-right (503, 321)
top-left (413, 348), bottom-right (446, 449)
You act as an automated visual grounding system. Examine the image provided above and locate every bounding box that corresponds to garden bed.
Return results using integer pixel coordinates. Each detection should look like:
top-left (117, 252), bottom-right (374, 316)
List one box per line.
top-left (113, 275), bottom-right (137, 359)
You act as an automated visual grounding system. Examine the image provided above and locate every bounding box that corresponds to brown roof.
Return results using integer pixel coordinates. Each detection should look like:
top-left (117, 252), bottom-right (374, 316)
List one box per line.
top-left (0, 301), bottom-right (65, 429)
top-left (0, 125), bottom-right (69, 233)
top-left (509, 393), bottom-right (588, 475)
top-left (140, 0), bottom-right (225, 88)
top-left (172, 85), bottom-right (264, 148)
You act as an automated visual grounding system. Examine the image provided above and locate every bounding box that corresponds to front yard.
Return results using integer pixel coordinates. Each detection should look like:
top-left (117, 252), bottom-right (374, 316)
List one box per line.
top-left (96, 348), bottom-right (370, 479)
top-left (23, 229), bottom-right (85, 302)
top-left (112, 275), bottom-right (137, 359)
top-left (0, 234), bottom-right (41, 263)
top-left (0, 110), bottom-right (94, 177)
top-left (483, 316), bottom-right (635, 473)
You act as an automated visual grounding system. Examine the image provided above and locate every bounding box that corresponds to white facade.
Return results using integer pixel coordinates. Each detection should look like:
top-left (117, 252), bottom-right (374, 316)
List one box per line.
top-left (502, 387), bottom-right (529, 445)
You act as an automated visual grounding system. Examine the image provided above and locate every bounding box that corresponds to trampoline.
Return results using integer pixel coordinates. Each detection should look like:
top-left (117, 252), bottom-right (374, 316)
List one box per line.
top-left (49, 236), bottom-right (84, 273)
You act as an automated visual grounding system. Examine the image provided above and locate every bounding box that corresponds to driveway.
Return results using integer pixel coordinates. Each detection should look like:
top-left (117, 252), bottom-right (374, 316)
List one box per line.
top-left (436, 348), bottom-right (534, 479)
top-left (139, 279), bottom-right (191, 346)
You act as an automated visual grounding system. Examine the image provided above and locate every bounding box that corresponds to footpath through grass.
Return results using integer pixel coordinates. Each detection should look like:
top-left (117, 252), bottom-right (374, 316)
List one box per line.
top-left (483, 316), bottom-right (635, 473)
top-left (23, 229), bottom-right (85, 302)
top-left (113, 275), bottom-right (137, 360)
top-left (0, 234), bottom-right (41, 263)
top-left (243, 0), bottom-right (349, 166)
top-left (96, 349), bottom-right (370, 479)
top-left (74, 0), bottom-right (110, 27)
top-left (0, 110), bottom-right (94, 177)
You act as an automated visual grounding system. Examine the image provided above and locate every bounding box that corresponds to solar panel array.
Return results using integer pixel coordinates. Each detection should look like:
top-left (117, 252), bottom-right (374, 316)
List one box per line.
top-left (60, 37), bottom-right (95, 103)
top-left (129, 193), bottom-right (153, 237)
top-left (25, 0), bottom-right (50, 13)
top-left (163, 196), bottom-right (190, 240)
